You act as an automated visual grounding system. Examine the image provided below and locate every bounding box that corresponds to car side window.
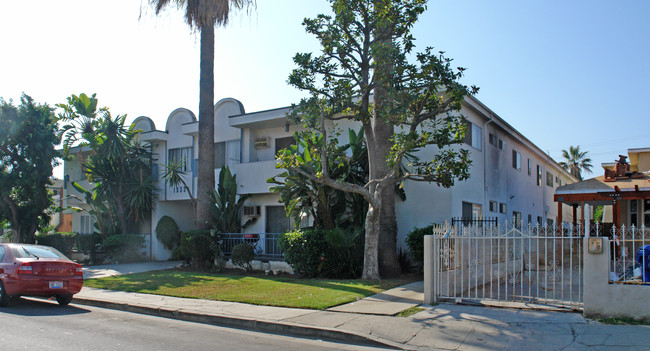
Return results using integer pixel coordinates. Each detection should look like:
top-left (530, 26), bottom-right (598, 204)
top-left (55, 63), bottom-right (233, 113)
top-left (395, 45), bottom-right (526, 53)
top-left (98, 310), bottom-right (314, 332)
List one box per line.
top-left (0, 246), bottom-right (4, 261)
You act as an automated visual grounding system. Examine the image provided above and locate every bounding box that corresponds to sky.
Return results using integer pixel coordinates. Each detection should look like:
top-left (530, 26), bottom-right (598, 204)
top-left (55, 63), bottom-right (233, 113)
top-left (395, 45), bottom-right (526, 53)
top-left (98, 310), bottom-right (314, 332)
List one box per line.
top-left (1, 0), bottom-right (649, 179)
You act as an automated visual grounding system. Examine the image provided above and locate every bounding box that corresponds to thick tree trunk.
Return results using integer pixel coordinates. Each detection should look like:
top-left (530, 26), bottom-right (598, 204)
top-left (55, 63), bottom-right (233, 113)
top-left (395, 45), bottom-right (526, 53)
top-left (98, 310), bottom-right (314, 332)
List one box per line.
top-left (362, 204), bottom-right (380, 280)
top-left (368, 1), bottom-right (401, 278)
top-left (379, 186), bottom-right (401, 277)
top-left (196, 24), bottom-right (216, 230)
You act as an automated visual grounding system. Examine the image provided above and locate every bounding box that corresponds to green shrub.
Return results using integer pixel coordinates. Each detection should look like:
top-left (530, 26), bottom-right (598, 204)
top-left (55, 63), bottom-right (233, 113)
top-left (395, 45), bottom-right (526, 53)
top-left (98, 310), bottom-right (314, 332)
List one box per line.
top-left (75, 233), bottom-right (102, 263)
top-left (279, 228), bottom-right (363, 278)
top-left (231, 242), bottom-right (255, 272)
top-left (323, 228), bottom-right (363, 279)
top-left (173, 230), bottom-right (216, 269)
top-left (279, 229), bottom-right (327, 278)
top-left (155, 216), bottom-right (180, 250)
top-left (405, 225), bottom-right (434, 270)
top-left (103, 234), bottom-right (146, 263)
top-left (36, 232), bottom-right (76, 255)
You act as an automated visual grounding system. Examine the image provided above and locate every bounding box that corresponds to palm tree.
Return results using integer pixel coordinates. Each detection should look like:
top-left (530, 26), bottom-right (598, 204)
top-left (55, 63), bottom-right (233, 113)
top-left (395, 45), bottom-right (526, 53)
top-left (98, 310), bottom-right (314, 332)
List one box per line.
top-left (150, 0), bottom-right (255, 230)
top-left (559, 145), bottom-right (593, 181)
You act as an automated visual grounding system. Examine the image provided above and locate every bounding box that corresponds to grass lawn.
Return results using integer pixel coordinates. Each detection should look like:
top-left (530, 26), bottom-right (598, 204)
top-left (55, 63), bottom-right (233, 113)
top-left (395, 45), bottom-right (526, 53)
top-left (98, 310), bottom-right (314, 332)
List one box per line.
top-left (84, 269), bottom-right (418, 310)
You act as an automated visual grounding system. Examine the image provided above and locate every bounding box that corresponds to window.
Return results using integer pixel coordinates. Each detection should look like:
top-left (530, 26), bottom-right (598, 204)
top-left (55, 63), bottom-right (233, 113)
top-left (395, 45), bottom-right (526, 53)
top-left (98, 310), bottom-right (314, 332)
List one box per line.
top-left (215, 140), bottom-right (241, 169)
top-left (275, 136), bottom-right (296, 155)
top-left (630, 200), bottom-right (638, 227)
top-left (463, 121), bottom-right (482, 150)
top-left (527, 159), bottom-right (531, 176)
top-left (499, 203), bottom-right (507, 214)
top-left (168, 147), bottom-right (192, 172)
top-left (152, 163), bottom-right (159, 182)
top-left (498, 139), bottom-right (504, 150)
top-left (546, 172), bottom-right (554, 187)
top-left (489, 133), bottom-right (498, 147)
top-left (0, 246), bottom-right (4, 261)
top-left (512, 150), bottom-right (521, 170)
top-left (80, 215), bottom-right (94, 235)
top-left (527, 214), bottom-right (532, 224)
top-left (537, 165), bottom-right (542, 186)
top-left (537, 216), bottom-right (543, 226)
top-left (513, 211), bottom-right (522, 227)
top-left (489, 200), bottom-right (498, 212)
top-left (214, 142), bottom-right (226, 169)
top-left (547, 218), bottom-right (554, 227)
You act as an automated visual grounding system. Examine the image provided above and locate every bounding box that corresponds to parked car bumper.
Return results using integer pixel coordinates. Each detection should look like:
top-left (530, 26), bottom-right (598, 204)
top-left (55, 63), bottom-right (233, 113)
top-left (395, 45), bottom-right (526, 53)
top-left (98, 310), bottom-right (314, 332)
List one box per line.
top-left (4, 276), bottom-right (83, 297)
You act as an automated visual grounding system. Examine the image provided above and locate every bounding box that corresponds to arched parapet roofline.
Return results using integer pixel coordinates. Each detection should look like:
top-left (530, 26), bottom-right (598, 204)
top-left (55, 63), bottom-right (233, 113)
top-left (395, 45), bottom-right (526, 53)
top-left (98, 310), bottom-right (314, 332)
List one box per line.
top-left (165, 108), bottom-right (197, 132)
top-left (131, 116), bottom-right (157, 132)
top-left (214, 98), bottom-right (245, 116)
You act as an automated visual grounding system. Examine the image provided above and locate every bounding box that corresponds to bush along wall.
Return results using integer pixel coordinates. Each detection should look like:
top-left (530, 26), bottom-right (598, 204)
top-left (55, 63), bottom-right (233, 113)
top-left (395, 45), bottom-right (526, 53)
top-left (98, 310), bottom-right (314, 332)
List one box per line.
top-left (279, 228), bottom-right (363, 279)
top-left (405, 225), bottom-right (434, 272)
top-left (172, 230), bottom-right (216, 269)
top-left (103, 234), bottom-right (146, 263)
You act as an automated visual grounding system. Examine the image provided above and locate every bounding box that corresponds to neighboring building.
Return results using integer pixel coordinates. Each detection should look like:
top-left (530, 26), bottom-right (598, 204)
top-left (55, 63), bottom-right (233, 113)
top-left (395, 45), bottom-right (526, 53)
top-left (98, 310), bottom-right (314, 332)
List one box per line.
top-left (48, 178), bottom-right (73, 233)
top-left (62, 96), bottom-right (576, 260)
top-left (555, 148), bottom-right (650, 228)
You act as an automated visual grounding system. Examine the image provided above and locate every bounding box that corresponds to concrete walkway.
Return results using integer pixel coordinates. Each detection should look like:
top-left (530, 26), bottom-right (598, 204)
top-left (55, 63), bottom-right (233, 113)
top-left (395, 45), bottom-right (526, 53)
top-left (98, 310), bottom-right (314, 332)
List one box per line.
top-left (83, 261), bottom-right (183, 279)
top-left (75, 262), bottom-right (650, 350)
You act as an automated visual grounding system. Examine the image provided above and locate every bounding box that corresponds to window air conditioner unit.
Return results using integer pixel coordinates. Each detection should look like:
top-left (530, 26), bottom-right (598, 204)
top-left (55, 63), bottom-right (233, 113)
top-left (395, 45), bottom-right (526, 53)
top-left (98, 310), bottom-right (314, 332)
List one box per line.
top-left (243, 206), bottom-right (261, 217)
top-left (254, 137), bottom-right (270, 149)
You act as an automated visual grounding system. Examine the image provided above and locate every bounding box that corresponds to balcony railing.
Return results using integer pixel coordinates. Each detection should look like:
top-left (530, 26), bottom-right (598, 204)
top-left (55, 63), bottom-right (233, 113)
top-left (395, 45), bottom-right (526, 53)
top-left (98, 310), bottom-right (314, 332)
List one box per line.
top-left (219, 233), bottom-right (283, 260)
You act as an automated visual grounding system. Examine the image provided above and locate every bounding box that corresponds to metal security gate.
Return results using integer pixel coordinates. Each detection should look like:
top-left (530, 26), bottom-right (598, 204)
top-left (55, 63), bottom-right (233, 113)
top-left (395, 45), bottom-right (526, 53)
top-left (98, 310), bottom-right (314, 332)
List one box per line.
top-left (430, 222), bottom-right (584, 310)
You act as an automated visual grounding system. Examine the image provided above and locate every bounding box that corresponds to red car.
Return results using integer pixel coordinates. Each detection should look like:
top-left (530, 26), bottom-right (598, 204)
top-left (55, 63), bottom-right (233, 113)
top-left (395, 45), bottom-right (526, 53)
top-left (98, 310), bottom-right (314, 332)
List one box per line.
top-left (0, 243), bottom-right (83, 306)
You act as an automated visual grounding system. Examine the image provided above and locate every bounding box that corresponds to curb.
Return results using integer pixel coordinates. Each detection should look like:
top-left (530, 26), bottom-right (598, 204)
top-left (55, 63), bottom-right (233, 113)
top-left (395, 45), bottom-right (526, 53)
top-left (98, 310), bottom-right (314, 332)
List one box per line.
top-left (72, 296), bottom-right (411, 350)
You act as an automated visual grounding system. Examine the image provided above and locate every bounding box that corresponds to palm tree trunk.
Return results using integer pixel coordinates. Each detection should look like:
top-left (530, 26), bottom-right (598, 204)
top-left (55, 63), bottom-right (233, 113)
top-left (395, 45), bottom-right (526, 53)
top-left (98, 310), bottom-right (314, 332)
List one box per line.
top-left (196, 23), bottom-right (216, 230)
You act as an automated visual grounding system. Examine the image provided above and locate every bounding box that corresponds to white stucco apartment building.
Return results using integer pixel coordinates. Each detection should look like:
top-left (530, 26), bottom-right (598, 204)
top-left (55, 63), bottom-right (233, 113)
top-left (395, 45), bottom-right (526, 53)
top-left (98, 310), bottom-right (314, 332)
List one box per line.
top-left (62, 95), bottom-right (576, 260)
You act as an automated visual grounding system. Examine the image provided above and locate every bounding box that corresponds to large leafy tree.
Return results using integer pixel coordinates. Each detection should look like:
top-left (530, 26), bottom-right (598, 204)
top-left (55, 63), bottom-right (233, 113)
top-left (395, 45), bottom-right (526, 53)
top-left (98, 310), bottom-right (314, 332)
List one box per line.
top-left (280, 0), bottom-right (477, 279)
top-left (269, 128), bottom-right (369, 232)
top-left (559, 145), bottom-right (592, 181)
top-left (150, 0), bottom-right (255, 230)
top-left (59, 94), bottom-right (156, 237)
top-left (0, 95), bottom-right (59, 243)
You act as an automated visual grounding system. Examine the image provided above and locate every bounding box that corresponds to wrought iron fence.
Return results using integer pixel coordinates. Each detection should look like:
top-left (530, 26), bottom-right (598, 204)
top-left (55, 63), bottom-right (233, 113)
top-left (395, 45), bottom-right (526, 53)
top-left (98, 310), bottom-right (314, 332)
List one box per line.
top-left (609, 225), bottom-right (649, 285)
top-left (430, 221), bottom-right (584, 309)
top-left (219, 233), bottom-right (283, 259)
top-left (451, 217), bottom-right (498, 227)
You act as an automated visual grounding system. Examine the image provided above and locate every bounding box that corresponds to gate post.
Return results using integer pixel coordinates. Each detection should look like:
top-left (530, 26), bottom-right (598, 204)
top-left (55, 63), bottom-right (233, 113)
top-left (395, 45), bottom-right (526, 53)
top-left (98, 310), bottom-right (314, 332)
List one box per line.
top-left (424, 235), bottom-right (438, 305)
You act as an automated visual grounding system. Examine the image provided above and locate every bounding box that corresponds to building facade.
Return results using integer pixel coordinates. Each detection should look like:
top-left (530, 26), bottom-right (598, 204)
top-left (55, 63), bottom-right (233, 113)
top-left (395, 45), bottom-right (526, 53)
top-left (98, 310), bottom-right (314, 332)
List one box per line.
top-left (63, 96), bottom-right (576, 260)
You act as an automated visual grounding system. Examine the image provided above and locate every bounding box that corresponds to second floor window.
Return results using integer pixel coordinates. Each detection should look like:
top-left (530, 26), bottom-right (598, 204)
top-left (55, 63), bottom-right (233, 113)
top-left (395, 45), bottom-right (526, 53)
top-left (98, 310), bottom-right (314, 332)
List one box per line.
top-left (489, 133), bottom-right (498, 147)
top-left (537, 165), bottom-right (542, 186)
top-left (547, 171), bottom-right (554, 187)
top-left (275, 136), bottom-right (297, 155)
top-left (512, 150), bottom-right (521, 170)
top-left (168, 147), bottom-right (192, 172)
top-left (463, 121), bottom-right (482, 150)
top-left (215, 140), bottom-right (241, 169)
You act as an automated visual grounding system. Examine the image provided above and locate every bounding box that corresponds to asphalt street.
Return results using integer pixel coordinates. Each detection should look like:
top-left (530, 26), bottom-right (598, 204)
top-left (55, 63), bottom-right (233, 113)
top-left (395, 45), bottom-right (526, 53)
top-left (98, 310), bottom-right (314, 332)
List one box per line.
top-left (0, 298), bottom-right (391, 351)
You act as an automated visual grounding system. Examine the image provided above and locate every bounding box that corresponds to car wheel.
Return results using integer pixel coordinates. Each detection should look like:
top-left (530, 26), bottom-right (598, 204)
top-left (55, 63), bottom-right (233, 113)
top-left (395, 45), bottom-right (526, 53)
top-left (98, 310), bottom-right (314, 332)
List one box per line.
top-left (0, 281), bottom-right (11, 307)
top-left (56, 294), bottom-right (74, 306)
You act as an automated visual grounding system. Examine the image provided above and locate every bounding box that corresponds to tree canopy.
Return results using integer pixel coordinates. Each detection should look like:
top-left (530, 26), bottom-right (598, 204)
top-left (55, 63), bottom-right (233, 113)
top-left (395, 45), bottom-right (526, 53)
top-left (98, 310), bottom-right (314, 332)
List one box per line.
top-left (58, 94), bottom-right (156, 237)
top-left (559, 145), bottom-right (592, 181)
top-left (0, 95), bottom-right (59, 243)
top-left (278, 0), bottom-right (477, 279)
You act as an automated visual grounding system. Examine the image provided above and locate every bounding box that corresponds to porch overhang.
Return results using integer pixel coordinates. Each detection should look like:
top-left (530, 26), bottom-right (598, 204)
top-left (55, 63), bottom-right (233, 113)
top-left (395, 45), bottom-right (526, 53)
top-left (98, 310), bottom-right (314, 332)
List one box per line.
top-left (554, 173), bottom-right (650, 226)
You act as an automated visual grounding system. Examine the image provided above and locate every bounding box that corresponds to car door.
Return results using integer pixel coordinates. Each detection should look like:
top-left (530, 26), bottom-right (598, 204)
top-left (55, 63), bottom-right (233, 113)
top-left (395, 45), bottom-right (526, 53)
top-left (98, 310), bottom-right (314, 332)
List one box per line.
top-left (0, 245), bottom-right (7, 280)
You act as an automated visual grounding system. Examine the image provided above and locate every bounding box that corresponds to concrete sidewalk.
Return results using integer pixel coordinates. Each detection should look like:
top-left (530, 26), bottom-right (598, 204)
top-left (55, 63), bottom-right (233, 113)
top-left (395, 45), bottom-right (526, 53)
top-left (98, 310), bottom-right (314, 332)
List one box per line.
top-left (75, 262), bottom-right (650, 350)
